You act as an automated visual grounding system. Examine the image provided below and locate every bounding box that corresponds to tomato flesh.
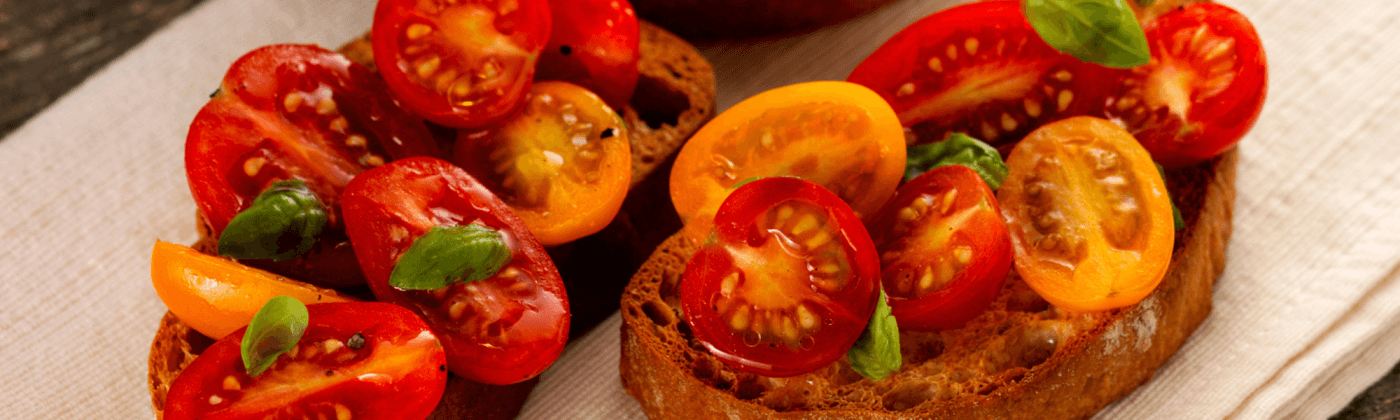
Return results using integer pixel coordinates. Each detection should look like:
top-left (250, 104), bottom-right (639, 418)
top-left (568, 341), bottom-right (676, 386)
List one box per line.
top-left (681, 177), bottom-right (879, 377)
top-left (1103, 2), bottom-right (1266, 167)
top-left (846, 0), bottom-right (1115, 147)
top-left (669, 81), bottom-right (905, 240)
top-left (453, 81), bottom-right (631, 246)
top-left (163, 302), bottom-right (447, 420)
top-left (997, 117), bottom-right (1173, 312)
top-left (866, 165), bottom-right (1012, 331)
top-left (342, 157), bottom-right (568, 385)
top-left (186, 44), bottom-right (440, 287)
top-left (535, 0), bottom-right (640, 110)
top-left (373, 0), bottom-right (552, 129)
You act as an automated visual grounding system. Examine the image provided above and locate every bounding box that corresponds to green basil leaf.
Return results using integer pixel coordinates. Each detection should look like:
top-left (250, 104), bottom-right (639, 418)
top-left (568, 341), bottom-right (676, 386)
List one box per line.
top-left (848, 289), bottom-right (901, 381)
top-left (1157, 164), bottom-right (1184, 230)
top-left (1137, 0), bottom-right (1154, 7)
top-left (731, 176), bottom-right (763, 191)
top-left (905, 133), bottom-right (1008, 190)
top-left (1023, 0), bottom-right (1151, 68)
top-left (240, 296), bottom-right (308, 377)
top-left (390, 224), bottom-right (513, 290)
top-left (219, 179), bottom-right (328, 261)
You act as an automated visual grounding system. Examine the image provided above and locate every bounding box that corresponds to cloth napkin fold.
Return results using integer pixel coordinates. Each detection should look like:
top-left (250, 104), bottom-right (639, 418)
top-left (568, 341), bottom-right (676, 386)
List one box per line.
top-left (2, 0), bottom-right (1397, 418)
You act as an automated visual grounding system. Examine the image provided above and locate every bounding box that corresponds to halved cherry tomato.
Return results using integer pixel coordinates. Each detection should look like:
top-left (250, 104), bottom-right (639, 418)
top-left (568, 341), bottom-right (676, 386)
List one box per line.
top-left (163, 302), bottom-right (446, 420)
top-left (453, 81), bottom-right (631, 246)
top-left (845, 1), bottom-right (1115, 147)
top-left (1102, 3), bottom-right (1266, 167)
top-left (680, 177), bottom-right (880, 377)
top-left (372, 0), bottom-right (552, 129)
top-left (997, 117), bottom-right (1173, 312)
top-left (865, 165), bottom-right (1011, 331)
top-left (535, 0), bottom-right (640, 110)
top-left (342, 157), bottom-right (569, 385)
top-left (151, 241), bottom-right (356, 339)
top-left (669, 81), bottom-right (905, 241)
top-left (187, 44), bottom-right (441, 287)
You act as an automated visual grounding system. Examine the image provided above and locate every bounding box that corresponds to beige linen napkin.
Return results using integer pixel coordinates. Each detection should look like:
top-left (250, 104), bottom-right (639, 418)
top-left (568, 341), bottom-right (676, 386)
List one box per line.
top-left (2, 0), bottom-right (1396, 419)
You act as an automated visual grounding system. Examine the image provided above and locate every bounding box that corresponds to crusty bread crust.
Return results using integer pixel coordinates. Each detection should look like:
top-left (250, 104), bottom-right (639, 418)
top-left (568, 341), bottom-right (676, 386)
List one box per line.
top-left (619, 150), bottom-right (1236, 419)
top-left (149, 20), bottom-right (715, 419)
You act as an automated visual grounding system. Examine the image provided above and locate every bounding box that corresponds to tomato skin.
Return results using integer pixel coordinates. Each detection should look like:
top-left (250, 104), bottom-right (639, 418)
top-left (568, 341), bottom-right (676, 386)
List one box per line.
top-left (997, 117), bottom-right (1173, 312)
top-left (163, 302), bottom-right (447, 420)
top-left (865, 165), bottom-right (1011, 331)
top-left (372, 0), bottom-right (552, 129)
top-left (1103, 3), bottom-right (1266, 167)
top-left (846, 0), bottom-right (1115, 147)
top-left (680, 177), bottom-right (879, 377)
top-left (669, 81), bottom-right (906, 241)
top-left (186, 44), bottom-right (440, 287)
top-left (452, 81), bottom-right (632, 247)
top-left (342, 157), bottom-right (569, 385)
top-left (535, 0), bottom-right (640, 110)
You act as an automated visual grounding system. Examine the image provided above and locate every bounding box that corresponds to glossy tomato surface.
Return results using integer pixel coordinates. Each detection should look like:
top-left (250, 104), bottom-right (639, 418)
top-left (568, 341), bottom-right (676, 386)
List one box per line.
top-left (373, 0), bottom-right (552, 129)
top-left (163, 302), bottom-right (446, 420)
top-left (866, 165), bottom-right (1011, 331)
top-left (535, 0), bottom-right (639, 110)
top-left (1103, 3), bottom-right (1266, 167)
top-left (453, 81), bottom-right (631, 246)
top-left (680, 177), bottom-right (880, 377)
top-left (669, 81), bottom-right (905, 241)
top-left (846, 0), bottom-right (1115, 147)
top-left (997, 117), bottom-right (1173, 312)
top-left (342, 157), bottom-right (569, 385)
top-left (186, 44), bottom-right (440, 287)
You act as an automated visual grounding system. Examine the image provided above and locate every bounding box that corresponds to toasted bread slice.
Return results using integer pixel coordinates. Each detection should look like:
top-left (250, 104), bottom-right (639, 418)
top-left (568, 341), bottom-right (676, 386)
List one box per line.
top-left (619, 150), bottom-right (1236, 419)
top-left (149, 20), bottom-right (714, 419)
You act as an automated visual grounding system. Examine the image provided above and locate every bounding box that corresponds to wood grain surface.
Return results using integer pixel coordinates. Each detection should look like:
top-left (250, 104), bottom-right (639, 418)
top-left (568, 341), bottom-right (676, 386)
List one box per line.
top-left (0, 0), bottom-right (1389, 418)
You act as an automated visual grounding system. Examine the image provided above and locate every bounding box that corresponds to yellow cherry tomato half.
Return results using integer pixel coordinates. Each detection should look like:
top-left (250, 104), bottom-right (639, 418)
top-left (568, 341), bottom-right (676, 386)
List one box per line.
top-left (454, 81), bottom-right (631, 246)
top-left (150, 240), bottom-right (354, 339)
top-left (997, 116), bottom-right (1174, 312)
top-left (670, 81), bottom-right (906, 239)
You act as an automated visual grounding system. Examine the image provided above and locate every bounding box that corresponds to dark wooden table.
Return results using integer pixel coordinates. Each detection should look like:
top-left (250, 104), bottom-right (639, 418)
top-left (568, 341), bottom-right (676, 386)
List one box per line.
top-left (0, 0), bottom-right (1393, 417)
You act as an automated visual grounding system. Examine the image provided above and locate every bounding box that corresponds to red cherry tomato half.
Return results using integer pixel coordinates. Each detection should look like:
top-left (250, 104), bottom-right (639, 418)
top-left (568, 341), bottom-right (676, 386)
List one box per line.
top-left (865, 165), bottom-right (1012, 331)
top-left (1103, 3), bottom-right (1266, 167)
top-left (342, 157), bottom-right (569, 385)
top-left (680, 177), bottom-right (880, 377)
top-left (535, 0), bottom-right (640, 110)
top-left (163, 302), bottom-right (447, 420)
top-left (846, 0), bottom-right (1115, 147)
top-left (186, 44), bottom-right (441, 287)
top-left (372, 0), bottom-right (552, 129)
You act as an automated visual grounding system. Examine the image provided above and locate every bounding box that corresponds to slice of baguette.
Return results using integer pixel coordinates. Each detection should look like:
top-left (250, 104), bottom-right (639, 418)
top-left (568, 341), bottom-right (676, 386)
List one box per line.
top-left (619, 150), bottom-right (1236, 419)
top-left (149, 20), bottom-right (714, 420)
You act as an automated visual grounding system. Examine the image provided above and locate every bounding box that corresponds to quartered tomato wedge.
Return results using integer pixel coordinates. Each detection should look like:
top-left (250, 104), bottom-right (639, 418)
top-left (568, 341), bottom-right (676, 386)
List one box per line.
top-left (163, 302), bottom-right (447, 420)
top-left (669, 81), bottom-right (905, 241)
top-left (342, 157), bottom-right (569, 385)
top-left (680, 177), bottom-right (880, 377)
top-left (453, 81), bottom-right (631, 246)
top-left (866, 165), bottom-right (1011, 331)
top-left (997, 117), bottom-right (1173, 312)
top-left (373, 0), bottom-right (552, 129)
top-left (1103, 3), bottom-right (1266, 167)
top-left (535, 0), bottom-right (640, 110)
top-left (846, 0), bottom-right (1115, 147)
top-left (186, 44), bottom-right (440, 287)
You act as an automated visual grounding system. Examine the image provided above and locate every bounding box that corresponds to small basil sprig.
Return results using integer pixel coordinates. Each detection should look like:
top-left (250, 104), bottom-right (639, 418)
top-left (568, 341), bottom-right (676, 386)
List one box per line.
top-left (1156, 164), bottom-right (1184, 230)
top-left (848, 289), bottom-right (901, 381)
top-left (241, 296), bottom-right (309, 377)
top-left (219, 179), bottom-right (328, 261)
top-left (390, 224), bottom-right (513, 290)
top-left (1022, 0), bottom-right (1150, 68)
top-left (905, 133), bottom-right (1009, 190)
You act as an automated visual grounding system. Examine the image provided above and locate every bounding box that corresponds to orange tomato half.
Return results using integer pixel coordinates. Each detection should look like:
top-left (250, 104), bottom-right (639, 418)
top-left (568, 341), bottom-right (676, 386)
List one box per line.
top-left (997, 117), bottom-right (1174, 312)
top-left (670, 81), bottom-right (906, 240)
top-left (150, 240), bottom-right (354, 339)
